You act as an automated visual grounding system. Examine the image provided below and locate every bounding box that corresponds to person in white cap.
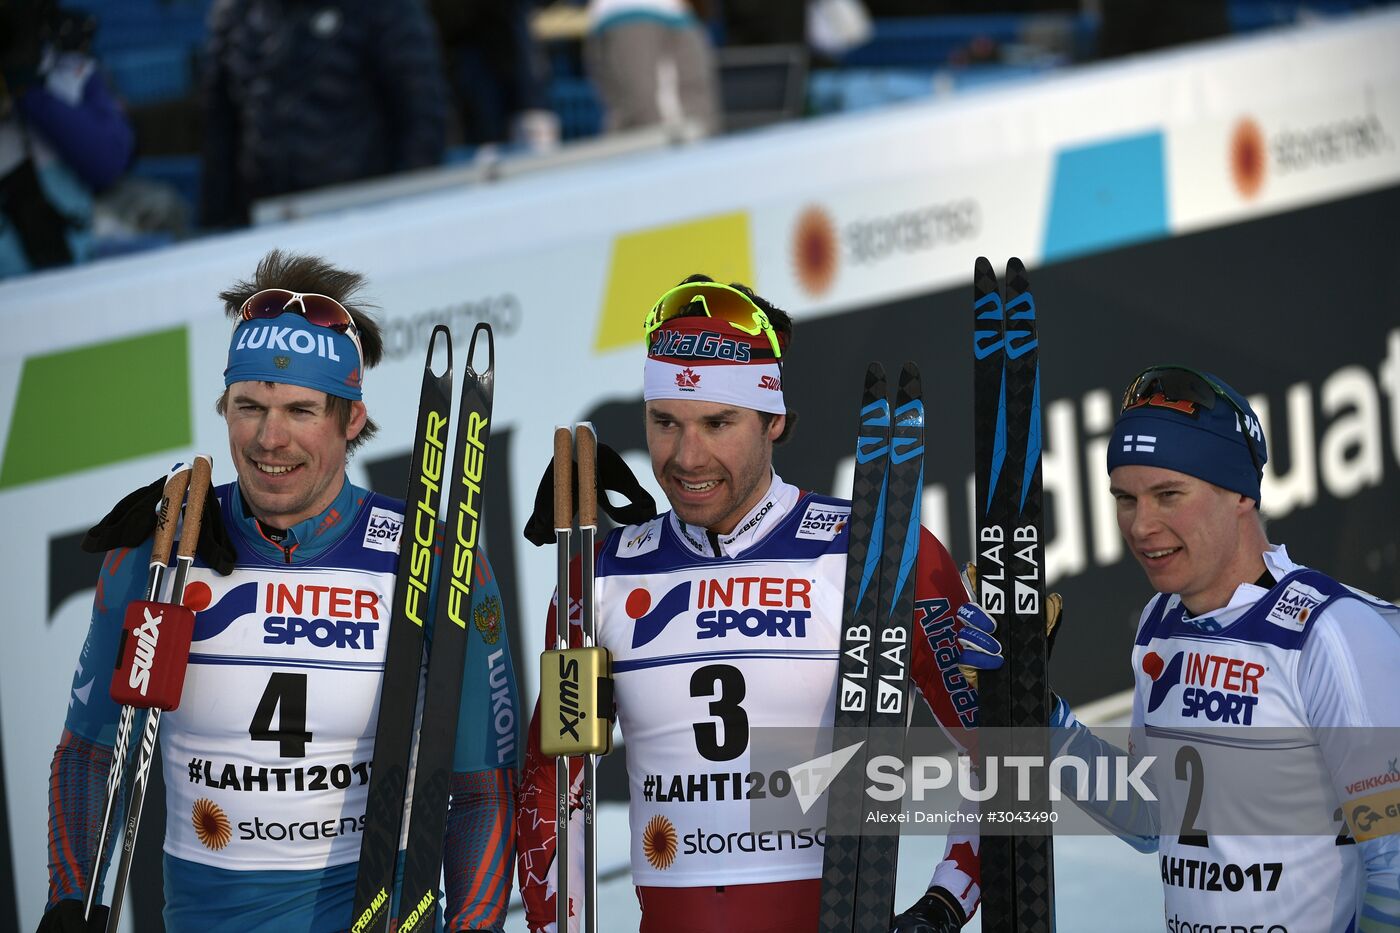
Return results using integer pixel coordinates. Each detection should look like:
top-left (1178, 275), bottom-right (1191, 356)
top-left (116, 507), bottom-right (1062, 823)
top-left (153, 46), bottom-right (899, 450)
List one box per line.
top-left (517, 275), bottom-right (984, 932)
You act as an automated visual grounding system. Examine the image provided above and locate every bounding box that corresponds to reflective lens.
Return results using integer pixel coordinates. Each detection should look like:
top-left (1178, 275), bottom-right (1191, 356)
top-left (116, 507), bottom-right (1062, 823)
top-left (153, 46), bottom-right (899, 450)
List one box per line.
top-left (1121, 365), bottom-right (1262, 476)
top-left (643, 282), bottom-right (782, 359)
top-left (240, 289), bottom-right (355, 334)
top-left (1121, 366), bottom-right (1221, 414)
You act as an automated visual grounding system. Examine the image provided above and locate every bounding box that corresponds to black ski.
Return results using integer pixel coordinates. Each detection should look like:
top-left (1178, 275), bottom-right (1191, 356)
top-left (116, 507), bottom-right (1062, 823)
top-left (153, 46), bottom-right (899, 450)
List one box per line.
top-left (1001, 259), bottom-right (1055, 931)
top-left (820, 363), bottom-right (926, 932)
top-left (819, 363), bottom-right (891, 933)
top-left (970, 257), bottom-right (1054, 932)
top-left (395, 323), bottom-right (497, 933)
top-left (852, 363), bottom-right (925, 930)
top-left (351, 326), bottom-right (454, 933)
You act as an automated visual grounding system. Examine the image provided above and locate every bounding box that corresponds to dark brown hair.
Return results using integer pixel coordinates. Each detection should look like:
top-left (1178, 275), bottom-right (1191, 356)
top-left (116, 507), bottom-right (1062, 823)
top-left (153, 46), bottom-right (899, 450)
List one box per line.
top-left (215, 250), bottom-right (383, 453)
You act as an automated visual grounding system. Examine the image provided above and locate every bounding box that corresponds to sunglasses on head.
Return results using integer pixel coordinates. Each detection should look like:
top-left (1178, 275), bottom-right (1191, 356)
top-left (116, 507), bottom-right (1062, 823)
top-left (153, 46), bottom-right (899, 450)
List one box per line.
top-left (1121, 364), bottom-right (1262, 476)
top-left (239, 288), bottom-right (362, 360)
top-left (642, 282), bottom-right (783, 360)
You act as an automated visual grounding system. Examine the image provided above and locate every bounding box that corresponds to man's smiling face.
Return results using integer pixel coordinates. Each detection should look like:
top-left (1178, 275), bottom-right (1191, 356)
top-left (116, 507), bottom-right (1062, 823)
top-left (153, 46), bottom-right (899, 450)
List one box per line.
top-left (224, 380), bottom-right (365, 529)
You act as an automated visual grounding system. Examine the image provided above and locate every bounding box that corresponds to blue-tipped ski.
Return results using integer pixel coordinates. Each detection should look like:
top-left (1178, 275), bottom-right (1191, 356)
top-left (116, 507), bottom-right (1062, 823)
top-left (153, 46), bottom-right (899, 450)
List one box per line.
top-left (851, 363), bottom-right (924, 930)
top-left (820, 363), bottom-right (926, 931)
top-left (971, 256), bottom-right (1055, 933)
top-left (820, 364), bottom-right (891, 933)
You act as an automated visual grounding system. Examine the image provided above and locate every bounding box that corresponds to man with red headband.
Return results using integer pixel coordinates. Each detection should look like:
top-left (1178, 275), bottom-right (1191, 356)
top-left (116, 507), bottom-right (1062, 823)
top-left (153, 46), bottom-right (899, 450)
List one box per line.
top-left (517, 275), bottom-right (981, 932)
top-left (41, 251), bottom-right (518, 932)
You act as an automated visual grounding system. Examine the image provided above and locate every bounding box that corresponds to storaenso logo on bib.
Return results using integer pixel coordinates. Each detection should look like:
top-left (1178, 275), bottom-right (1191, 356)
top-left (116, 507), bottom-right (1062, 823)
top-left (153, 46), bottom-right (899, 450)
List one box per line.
top-left (192, 797), bottom-right (232, 850)
top-left (238, 811), bottom-right (365, 843)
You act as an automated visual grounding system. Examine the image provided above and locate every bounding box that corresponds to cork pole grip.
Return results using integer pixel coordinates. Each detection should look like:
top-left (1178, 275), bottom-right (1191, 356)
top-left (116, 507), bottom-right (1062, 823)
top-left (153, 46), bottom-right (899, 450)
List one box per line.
top-left (576, 423), bottom-right (597, 528)
top-left (177, 456), bottom-right (213, 559)
top-left (150, 467), bottom-right (192, 567)
top-left (554, 426), bottom-right (574, 531)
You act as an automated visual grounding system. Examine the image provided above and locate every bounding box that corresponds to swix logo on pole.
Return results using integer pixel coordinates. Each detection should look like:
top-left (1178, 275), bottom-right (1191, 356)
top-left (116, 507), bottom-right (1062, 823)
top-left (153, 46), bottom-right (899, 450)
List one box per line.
top-left (556, 652), bottom-right (585, 740)
top-left (129, 605), bottom-right (163, 696)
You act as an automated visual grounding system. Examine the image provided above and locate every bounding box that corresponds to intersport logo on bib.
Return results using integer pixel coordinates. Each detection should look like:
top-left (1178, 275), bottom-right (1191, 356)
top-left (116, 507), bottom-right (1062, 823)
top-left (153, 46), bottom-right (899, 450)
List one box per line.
top-left (628, 576), bottom-right (815, 648)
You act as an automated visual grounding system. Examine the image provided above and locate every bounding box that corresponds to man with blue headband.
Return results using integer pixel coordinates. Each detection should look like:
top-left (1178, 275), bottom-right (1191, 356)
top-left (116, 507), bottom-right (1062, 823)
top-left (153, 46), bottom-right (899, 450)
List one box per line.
top-left (41, 251), bottom-right (518, 932)
top-left (957, 365), bottom-right (1400, 931)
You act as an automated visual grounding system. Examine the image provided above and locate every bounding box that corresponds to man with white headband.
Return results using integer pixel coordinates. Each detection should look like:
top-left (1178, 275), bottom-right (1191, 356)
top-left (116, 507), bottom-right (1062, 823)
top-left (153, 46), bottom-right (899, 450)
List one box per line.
top-left (518, 275), bottom-right (983, 932)
top-left (957, 365), bottom-right (1400, 931)
top-left (41, 250), bottom-right (518, 932)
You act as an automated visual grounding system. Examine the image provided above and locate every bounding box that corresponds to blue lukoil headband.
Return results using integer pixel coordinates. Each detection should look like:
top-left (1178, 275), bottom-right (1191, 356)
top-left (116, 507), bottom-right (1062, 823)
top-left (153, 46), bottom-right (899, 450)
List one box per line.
top-left (224, 312), bottom-right (363, 400)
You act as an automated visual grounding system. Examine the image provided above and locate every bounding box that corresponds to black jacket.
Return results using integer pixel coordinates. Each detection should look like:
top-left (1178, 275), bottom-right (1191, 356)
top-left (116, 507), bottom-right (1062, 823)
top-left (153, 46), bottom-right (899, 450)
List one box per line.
top-left (201, 0), bottom-right (448, 227)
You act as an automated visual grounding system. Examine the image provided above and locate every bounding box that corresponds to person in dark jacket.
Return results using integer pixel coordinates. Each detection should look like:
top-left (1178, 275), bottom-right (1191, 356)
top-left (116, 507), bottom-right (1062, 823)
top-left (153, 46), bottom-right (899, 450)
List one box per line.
top-left (201, 0), bottom-right (450, 228)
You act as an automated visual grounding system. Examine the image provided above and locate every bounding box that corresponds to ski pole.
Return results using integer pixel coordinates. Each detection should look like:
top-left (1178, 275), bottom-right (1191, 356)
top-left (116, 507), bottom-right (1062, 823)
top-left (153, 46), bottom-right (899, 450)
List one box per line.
top-left (104, 454), bottom-right (213, 933)
top-left (84, 461), bottom-right (191, 923)
top-left (554, 424), bottom-right (573, 933)
top-left (540, 425), bottom-right (614, 933)
top-left (575, 422), bottom-right (599, 933)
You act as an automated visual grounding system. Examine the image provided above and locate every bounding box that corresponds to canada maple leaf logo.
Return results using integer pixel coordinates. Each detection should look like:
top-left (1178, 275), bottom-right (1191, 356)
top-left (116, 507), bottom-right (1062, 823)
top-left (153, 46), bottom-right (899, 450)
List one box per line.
top-left (675, 368), bottom-right (701, 390)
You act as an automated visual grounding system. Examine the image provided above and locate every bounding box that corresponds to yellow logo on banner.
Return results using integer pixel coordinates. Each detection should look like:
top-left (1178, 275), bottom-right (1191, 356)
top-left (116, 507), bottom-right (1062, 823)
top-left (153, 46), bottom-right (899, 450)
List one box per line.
top-left (594, 212), bottom-right (754, 353)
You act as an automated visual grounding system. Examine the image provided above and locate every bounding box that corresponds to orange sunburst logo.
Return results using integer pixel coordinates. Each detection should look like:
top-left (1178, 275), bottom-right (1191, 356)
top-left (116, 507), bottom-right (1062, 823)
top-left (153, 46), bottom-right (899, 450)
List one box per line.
top-left (1231, 118), bottom-right (1266, 200)
top-left (792, 206), bottom-right (838, 297)
top-left (192, 797), bottom-right (232, 850)
top-left (642, 814), bottom-right (678, 870)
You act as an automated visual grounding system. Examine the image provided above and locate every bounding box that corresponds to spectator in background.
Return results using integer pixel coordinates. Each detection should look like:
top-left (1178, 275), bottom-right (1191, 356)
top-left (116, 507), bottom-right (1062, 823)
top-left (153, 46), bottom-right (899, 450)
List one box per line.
top-left (201, 0), bottom-right (450, 229)
top-left (585, 0), bottom-right (719, 135)
top-left (1096, 0), bottom-right (1229, 58)
top-left (430, 0), bottom-right (560, 153)
top-left (0, 0), bottom-right (133, 278)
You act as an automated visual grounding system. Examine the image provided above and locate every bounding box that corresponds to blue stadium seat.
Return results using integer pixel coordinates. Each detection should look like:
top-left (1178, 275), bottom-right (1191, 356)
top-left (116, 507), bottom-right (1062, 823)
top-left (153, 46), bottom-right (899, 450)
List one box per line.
top-left (549, 77), bottom-right (603, 140)
top-left (101, 46), bottom-right (192, 105)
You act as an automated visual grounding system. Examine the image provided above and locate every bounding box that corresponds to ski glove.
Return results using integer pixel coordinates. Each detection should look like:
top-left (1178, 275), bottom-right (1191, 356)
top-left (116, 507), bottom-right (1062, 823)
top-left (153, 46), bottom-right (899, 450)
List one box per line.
top-left (82, 473), bottom-right (237, 575)
top-left (36, 900), bottom-right (106, 933)
top-left (523, 441), bottom-right (657, 546)
top-left (890, 886), bottom-right (966, 932)
top-left (953, 562), bottom-right (1062, 692)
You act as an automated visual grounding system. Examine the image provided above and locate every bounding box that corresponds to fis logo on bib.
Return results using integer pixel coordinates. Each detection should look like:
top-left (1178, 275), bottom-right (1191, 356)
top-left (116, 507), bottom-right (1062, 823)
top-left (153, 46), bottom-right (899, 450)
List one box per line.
top-left (629, 576), bottom-right (814, 648)
top-left (796, 502), bottom-right (850, 541)
top-left (1143, 650), bottom-right (1265, 725)
top-left (1266, 581), bottom-right (1325, 632)
top-left (618, 519), bottom-right (662, 559)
